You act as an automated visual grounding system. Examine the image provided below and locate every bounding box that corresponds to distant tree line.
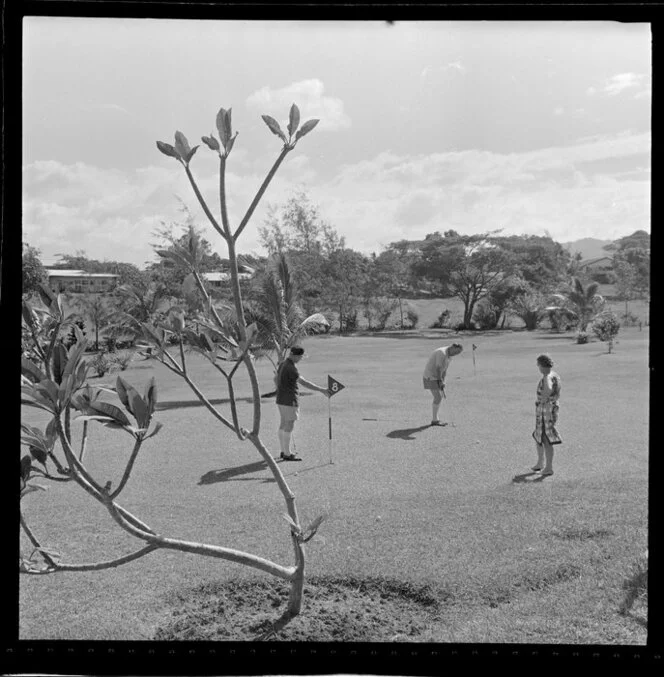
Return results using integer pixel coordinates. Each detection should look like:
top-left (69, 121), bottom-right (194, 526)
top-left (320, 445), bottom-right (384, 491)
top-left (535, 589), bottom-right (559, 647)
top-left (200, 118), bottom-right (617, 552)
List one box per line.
top-left (22, 194), bottom-right (650, 335)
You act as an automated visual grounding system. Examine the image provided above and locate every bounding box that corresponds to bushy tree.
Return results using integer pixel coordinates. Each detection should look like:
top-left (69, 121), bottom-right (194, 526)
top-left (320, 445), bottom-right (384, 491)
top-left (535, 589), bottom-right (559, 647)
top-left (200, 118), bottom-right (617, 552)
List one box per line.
top-left (22, 243), bottom-right (48, 297)
top-left (592, 311), bottom-right (621, 353)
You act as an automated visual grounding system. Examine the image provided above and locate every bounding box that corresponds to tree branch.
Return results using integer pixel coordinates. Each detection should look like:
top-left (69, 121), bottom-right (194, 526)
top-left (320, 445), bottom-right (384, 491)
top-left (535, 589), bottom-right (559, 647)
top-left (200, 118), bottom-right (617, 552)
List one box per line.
top-left (183, 164), bottom-right (227, 242)
top-left (234, 147), bottom-right (291, 242)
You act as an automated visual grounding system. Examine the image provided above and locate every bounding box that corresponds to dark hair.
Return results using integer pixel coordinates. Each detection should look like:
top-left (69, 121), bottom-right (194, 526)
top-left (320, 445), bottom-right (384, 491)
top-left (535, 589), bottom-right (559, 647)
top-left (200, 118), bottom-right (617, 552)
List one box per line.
top-left (451, 343), bottom-right (463, 351)
top-left (536, 353), bottom-right (554, 368)
top-left (290, 347), bottom-right (305, 356)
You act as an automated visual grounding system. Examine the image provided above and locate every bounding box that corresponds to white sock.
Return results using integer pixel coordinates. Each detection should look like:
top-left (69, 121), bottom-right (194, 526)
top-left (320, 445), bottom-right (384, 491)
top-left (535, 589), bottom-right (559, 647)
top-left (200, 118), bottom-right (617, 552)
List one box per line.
top-left (432, 402), bottom-right (440, 422)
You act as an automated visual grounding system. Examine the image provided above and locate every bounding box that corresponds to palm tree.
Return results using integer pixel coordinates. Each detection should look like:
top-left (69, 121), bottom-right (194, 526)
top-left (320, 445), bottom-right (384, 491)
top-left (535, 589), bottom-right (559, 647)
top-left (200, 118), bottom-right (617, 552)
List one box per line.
top-left (247, 253), bottom-right (328, 393)
top-left (113, 279), bottom-right (172, 343)
top-left (554, 277), bottom-right (605, 331)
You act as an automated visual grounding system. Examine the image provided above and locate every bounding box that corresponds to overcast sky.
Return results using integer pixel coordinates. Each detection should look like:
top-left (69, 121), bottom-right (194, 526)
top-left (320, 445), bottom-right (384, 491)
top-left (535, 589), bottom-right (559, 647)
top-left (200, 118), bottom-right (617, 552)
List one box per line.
top-left (22, 18), bottom-right (651, 267)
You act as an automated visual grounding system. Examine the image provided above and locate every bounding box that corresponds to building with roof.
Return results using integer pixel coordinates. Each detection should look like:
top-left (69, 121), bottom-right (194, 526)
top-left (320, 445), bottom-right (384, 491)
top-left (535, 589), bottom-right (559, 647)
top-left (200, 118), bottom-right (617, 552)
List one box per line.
top-left (45, 269), bottom-right (119, 294)
top-left (576, 256), bottom-right (613, 274)
top-left (202, 266), bottom-right (255, 288)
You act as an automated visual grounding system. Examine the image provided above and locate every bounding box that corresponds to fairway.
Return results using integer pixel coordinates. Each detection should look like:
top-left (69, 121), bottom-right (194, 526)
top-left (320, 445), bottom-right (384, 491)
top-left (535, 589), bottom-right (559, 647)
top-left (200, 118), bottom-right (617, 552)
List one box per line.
top-left (19, 327), bottom-right (649, 643)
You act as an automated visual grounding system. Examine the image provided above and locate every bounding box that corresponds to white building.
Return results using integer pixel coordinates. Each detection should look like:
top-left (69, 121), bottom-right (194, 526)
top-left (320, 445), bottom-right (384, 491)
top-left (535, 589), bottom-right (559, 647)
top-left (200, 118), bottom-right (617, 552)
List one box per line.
top-left (202, 266), bottom-right (255, 288)
top-left (45, 269), bottom-right (119, 293)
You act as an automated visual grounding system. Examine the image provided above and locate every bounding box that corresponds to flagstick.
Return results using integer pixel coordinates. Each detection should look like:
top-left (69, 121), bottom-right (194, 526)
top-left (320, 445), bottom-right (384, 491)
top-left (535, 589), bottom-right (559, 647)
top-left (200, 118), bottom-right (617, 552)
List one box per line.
top-left (328, 396), bottom-right (333, 464)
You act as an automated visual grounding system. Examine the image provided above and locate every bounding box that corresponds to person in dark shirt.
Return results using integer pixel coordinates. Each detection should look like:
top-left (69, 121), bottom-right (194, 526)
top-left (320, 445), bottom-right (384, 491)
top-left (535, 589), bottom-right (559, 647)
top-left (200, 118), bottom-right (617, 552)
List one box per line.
top-left (276, 346), bottom-right (330, 461)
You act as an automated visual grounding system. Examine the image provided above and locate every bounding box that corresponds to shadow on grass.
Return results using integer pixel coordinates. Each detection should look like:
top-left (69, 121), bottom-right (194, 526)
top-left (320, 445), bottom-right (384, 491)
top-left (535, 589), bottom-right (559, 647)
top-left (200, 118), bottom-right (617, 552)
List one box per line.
top-left (158, 395), bottom-right (256, 411)
top-left (387, 424), bottom-right (436, 440)
top-left (199, 460), bottom-right (276, 485)
top-left (511, 471), bottom-right (550, 483)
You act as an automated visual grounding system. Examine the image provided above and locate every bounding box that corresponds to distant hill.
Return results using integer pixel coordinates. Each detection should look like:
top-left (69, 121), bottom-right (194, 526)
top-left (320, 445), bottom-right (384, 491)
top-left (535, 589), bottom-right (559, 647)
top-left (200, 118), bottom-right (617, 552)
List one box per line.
top-left (560, 237), bottom-right (613, 260)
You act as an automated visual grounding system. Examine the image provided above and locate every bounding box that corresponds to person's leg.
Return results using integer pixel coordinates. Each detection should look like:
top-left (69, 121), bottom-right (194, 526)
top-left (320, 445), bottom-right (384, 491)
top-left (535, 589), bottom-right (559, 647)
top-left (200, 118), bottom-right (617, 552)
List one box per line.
top-left (431, 389), bottom-right (443, 424)
top-left (542, 436), bottom-right (554, 475)
top-left (277, 406), bottom-right (292, 456)
top-left (533, 442), bottom-right (545, 471)
top-left (282, 419), bottom-right (293, 454)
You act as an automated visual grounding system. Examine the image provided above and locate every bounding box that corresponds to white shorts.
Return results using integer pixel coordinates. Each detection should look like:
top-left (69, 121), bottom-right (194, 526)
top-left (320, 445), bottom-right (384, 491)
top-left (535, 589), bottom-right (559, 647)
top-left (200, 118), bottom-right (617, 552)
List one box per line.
top-left (277, 404), bottom-right (299, 422)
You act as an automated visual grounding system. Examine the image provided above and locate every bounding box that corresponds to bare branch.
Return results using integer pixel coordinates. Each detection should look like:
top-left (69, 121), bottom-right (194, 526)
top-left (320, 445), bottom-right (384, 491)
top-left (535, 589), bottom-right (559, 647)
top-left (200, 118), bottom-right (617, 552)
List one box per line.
top-left (234, 146), bottom-right (291, 242)
top-left (183, 164), bottom-right (227, 242)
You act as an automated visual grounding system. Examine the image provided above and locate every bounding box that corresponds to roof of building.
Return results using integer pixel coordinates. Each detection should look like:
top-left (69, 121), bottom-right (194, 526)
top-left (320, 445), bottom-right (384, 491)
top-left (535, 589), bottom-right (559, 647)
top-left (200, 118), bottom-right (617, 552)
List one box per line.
top-left (577, 256), bottom-right (613, 267)
top-left (45, 269), bottom-right (119, 278)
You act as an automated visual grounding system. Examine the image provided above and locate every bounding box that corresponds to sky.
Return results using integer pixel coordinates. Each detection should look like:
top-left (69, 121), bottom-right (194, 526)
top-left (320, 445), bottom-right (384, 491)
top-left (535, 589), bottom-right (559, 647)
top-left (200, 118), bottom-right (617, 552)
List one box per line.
top-left (22, 19), bottom-right (651, 267)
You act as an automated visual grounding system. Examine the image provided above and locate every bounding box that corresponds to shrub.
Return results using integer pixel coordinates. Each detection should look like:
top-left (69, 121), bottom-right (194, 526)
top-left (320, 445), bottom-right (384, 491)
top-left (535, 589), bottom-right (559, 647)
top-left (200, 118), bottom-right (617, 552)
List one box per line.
top-left (89, 352), bottom-right (112, 377)
top-left (112, 350), bottom-right (133, 371)
top-left (363, 297), bottom-right (398, 331)
top-left (575, 331), bottom-right (589, 344)
top-left (404, 307), bottom-right (419, 329)
top-left (104, 335), bottom-right (118, 352)
top-left (429, 308), bottom-right (450, 329)
top-left (592, 311), bottom-right (621, 353)
top-left (472, 301), bottom-right (498, 330)
top-left (621, 311), bottom-right (639, 327)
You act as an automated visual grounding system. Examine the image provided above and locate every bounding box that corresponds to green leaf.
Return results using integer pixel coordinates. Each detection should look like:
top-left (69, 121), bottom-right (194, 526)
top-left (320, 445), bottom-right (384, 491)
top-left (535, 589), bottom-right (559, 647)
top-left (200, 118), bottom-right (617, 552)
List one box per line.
top-left (262, 115), bottom-right (287, 143)
top-left (22, 301), bottom-right (37, 330)
top-left (287, 103), bottom-right (300, 137)
top-left (21, 455), bottom-right (32, 482)
top-left (185, 146), bottom-right (199, 163)
top-left (144, 377), bottom-right (158, 419)
top-left (294, 119), bottom-right (319, 140)
top-left (114, 376), bottom-right (131, 411)
top-left (63, 340), bottom-right (87, 380)
top-left (156, 140), bottom-right (180, 160)
top-left (57, 374), bottom-right (74, 407)
top-left (52, 343), bottom-right (68, 385)
top-left (35, 380), bottom-right (59, 406)
top-left (174, 131), bottom-right (191, 159)
top-left (21, 357), bottom-right (47, 384)
top-left (37, 283), bottom-right (58, 310)
top-left (216, 108), bottom-right (230, 148)
top-left (144, 421), bottom-right (163, 440)
top-left (128, 388), bottom-right (149, 429)
top-left (74, 415), bottom-right (115, 424)
top-left (224, 108), bottom-right (232, 143)
top-left (201, 134), bottom-right (220, 152)
top-left (226, 133), bottom-right (238, 155)
top-left (88, 401), bottom-right (132, 427)
top-left (28, 444), bottom-right (48, 466)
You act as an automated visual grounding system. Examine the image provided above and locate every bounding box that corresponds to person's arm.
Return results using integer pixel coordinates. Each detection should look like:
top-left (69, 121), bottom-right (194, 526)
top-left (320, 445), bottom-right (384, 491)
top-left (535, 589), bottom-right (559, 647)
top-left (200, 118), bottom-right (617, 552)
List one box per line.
top-left (298, 376), bottom-right (330, 396)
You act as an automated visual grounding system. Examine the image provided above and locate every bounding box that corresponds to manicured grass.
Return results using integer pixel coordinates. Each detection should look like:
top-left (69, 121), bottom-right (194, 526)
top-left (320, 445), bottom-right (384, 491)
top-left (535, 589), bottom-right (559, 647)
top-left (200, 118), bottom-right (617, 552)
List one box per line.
top-left (19, 324), bottom-right (649, 642)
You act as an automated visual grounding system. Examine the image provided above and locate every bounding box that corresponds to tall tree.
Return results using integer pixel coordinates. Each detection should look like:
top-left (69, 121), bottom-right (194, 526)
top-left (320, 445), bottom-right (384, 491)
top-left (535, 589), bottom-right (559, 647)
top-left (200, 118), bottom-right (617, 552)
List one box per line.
top-left (22, 243), bottom-right (48, 297)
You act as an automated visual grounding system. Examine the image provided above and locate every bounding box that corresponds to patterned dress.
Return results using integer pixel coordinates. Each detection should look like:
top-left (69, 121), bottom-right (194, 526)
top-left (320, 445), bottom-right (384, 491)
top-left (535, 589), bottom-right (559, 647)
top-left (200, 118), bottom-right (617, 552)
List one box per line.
top-left (532, 371), bottom-right (562, 445)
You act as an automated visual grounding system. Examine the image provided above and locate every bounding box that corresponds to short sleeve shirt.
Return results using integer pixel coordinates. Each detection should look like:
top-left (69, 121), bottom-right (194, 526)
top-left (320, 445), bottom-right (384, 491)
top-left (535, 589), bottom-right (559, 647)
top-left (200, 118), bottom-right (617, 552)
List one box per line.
top-left (422, 347), bottom-right (451, 381)
top-left (276, 358), bottom-right (300, 406)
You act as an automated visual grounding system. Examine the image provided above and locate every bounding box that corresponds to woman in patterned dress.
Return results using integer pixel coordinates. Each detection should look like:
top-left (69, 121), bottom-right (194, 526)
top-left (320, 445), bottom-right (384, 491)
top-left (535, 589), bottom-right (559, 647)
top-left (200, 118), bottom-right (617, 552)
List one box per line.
top-left (532, 353), bottom-right (562, 476)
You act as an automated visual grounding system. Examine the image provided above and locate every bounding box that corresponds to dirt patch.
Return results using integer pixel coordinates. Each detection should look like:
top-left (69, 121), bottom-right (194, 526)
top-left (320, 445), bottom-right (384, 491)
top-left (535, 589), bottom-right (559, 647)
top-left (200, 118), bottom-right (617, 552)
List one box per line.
top-left (154, 576), bottom-right (446, 641)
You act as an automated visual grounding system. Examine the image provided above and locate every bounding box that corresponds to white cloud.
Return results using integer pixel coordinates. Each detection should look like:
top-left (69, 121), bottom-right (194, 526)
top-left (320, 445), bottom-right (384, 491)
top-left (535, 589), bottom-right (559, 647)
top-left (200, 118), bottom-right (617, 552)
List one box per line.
top-left (22, 131), bottom-right (651, 265)
top-left (553, 106), bottom-right (564, 116)
top-left (245, 79), bottom-right (351, 131)
top-left (587, 72), bottom-right (649, 97)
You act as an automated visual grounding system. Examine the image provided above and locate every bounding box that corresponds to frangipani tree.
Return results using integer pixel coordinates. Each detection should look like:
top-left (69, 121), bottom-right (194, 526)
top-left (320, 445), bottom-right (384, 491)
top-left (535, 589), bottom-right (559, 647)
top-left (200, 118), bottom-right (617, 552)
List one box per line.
top-left (20, 104), bottom-right (325, 636)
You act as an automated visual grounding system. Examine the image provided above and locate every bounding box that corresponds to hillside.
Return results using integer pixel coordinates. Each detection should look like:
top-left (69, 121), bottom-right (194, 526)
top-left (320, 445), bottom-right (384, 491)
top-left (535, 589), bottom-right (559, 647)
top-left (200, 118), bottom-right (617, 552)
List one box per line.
top-left (560, 237), bottom-right (613, 260)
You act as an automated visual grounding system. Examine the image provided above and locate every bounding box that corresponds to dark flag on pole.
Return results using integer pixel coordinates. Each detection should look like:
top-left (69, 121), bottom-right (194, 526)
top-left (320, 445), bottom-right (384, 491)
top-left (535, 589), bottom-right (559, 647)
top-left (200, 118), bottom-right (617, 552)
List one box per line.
top-left (328, 375), bottom-right (345, 396)
top-left (327, 376), bottom-right (345, 464)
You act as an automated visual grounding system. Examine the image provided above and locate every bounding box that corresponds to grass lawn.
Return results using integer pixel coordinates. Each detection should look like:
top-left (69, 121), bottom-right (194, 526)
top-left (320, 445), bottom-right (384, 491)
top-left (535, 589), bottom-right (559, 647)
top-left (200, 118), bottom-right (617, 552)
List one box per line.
top-left (19, 323), bottom-right (649, 643)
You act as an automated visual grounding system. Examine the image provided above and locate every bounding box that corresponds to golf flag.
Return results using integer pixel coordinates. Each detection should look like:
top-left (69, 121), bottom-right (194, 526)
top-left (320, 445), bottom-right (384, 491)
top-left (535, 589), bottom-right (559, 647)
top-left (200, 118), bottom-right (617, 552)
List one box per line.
top-left (326, 376), bottom-right (345, 464)
top-left (328, 375), bottom-right (345, 396)
top-left (472, 344), bottom-right (477, 375)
